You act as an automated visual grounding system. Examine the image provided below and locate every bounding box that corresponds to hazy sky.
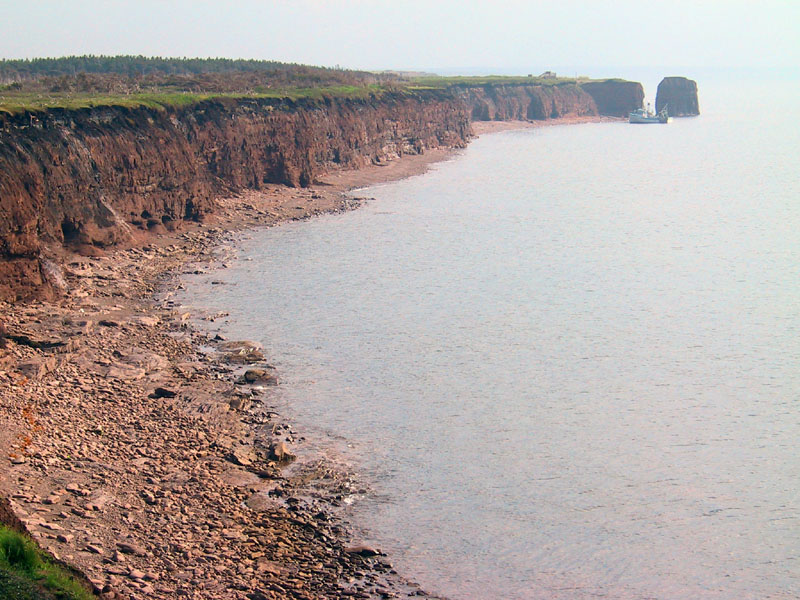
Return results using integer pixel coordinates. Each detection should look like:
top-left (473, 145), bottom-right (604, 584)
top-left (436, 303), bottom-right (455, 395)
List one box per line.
top-left (3, 1), bottom-right (799, 74)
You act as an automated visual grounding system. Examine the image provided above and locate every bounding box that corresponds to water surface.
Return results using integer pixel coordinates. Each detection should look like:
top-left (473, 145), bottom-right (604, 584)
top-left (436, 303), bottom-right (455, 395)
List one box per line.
top-left (182, 79), bottom-right (800, 599)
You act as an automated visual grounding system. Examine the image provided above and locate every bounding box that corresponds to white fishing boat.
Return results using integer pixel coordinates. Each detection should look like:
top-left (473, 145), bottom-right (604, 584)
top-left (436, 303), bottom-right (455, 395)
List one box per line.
top-left (629, 103), bottom-right (670, 124)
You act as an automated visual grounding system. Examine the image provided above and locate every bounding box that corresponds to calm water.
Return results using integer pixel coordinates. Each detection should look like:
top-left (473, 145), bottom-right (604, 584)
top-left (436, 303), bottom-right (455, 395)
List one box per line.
top-left (182, 78), bottom-right (800, 599)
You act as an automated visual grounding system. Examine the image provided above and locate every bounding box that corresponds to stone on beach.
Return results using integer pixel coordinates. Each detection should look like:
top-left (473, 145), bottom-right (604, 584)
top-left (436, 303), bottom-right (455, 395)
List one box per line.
top-left (344, 545), bottom-right (384, 557)
top-left (268, 442), bottom-right (296, 464)
top-left (219, 340), bottom-right (266, 364)
top-left (227, 446), bottom-right (256, 467)
top-left (241, 368), bottom-right (278, 385)
top-left (151, 386), bottom-right (177, 398)
top-left (116, 541), bottom-right (147, 556)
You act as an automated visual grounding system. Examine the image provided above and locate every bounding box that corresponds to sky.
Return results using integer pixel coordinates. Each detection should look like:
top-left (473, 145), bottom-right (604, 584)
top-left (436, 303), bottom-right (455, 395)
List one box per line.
top-left (2, 0), bottom-right (799, 76)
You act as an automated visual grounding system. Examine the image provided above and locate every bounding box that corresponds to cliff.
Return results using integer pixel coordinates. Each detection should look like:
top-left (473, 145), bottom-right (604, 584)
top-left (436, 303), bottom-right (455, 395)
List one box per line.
top-left (655, 77), bottom-right (699, 116)
top-left (580, 80), bottom-right (644, 117)
top-left (0, 80), bottom-right (641, 300)
top-left (461, 83), bottom-right (598, 121)
top-left (0, 92), bottom-right (469, 300)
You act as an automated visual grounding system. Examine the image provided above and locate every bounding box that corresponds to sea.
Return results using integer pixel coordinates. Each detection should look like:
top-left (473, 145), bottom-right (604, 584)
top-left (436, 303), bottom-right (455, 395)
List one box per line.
top-left (179, 70), bottom-right (799, 599)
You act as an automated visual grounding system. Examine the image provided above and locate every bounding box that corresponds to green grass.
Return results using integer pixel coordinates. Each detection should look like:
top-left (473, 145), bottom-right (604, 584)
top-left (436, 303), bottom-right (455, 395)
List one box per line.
top-left (0, 526), bottom-right (94, 600)
top-left (0, 76), bottom-right (628, 115)
top-left (408, 74), bottom-right (581, 88)
top-left (0, 83), bottom-right (391, 114)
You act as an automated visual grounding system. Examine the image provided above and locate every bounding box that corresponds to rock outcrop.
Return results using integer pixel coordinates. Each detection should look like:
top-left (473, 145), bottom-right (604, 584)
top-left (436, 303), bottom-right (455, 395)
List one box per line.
top-left (462, 83), bottom-right (598, 121)
top-left (580, 80), bottom-right (645, 117)
top-left (0, 92), bottom-right (470, 300)
top-left (655, 77), bottom-right (699, 117)
top-left (0, 79), bottom-right (643, 300)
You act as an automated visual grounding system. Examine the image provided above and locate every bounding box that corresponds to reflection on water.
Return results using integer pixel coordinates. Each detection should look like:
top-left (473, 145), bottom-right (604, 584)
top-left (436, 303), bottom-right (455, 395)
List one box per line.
top-left (182, 80), bottom-right (800, 599)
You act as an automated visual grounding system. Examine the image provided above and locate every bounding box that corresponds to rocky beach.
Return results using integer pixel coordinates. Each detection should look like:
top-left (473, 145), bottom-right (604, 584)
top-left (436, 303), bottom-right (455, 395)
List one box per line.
top-left (0, 159), bottom-right (460, 599)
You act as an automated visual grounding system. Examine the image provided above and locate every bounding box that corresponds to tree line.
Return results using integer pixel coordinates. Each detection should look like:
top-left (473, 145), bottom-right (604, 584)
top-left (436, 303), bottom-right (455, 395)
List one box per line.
top-left (0, 55), bottom-right (397, 94)
top-left (0, 55), bottom-right (361, 79)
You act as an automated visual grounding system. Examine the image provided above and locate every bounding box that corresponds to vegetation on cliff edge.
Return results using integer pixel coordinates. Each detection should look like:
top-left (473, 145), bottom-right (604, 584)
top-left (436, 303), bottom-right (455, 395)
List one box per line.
top-left (0, 55), bottom-right (627, 114)
top-left (0, 526), bottom-right (94, 600)
top-left (0, 85), bottom-right (393, 114)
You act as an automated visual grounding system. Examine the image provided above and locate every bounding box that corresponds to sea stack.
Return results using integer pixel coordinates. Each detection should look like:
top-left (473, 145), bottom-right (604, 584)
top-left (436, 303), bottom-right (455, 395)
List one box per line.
top-left (655, 76), bottom-right (699, 117)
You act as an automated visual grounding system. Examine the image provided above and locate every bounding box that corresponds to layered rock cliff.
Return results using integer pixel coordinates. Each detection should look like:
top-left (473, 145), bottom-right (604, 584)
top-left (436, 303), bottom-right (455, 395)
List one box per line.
top-left (0, 92), bottom-right (469, 300)
top-left (0, 80), bottom-right (642, 300)
top-left (461, 83), bottom-right (598, 121)
top-left (580, 80), bottom-right (645, 117)
top-left (655, 77), bottom-right (699, 116)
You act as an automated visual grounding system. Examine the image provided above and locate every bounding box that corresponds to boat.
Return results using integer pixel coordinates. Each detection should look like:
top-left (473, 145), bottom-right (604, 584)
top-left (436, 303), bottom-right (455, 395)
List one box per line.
top-left (629, 103), bottom-right (671, 124)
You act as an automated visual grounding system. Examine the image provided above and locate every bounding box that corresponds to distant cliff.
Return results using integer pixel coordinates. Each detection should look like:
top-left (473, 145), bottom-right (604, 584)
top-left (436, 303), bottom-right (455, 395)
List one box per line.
top-left (461, 83), bottom-right (597, 121)
top-left (655, 77), bottom-right (699, 116)
top-left (0, 80), bottom-right (642, 300)
top-left (461, 80), bottom-right (644, 121)
top-left (580, 80), bottom-right (644, 117)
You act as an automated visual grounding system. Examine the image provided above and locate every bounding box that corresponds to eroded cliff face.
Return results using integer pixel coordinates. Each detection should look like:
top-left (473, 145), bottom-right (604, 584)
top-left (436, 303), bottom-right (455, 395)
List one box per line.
top-left (655, 77), bottom-right (699, 117)
top-left (462, 83), bottom-right (598, 121)
top-left (580, 80), bottom-right (644, 117)
top-left (0, 93), bottom-right (470, 300)
top-left (0, 80), bottom-right (643, 300)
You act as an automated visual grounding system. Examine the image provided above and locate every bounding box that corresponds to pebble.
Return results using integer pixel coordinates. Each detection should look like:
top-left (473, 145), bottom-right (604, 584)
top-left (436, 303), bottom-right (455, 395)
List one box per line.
top-left (117, 542), bottom-right (146, 556)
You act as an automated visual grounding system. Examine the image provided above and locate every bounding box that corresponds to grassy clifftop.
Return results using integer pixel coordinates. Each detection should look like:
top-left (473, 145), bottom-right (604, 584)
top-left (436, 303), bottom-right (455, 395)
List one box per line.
top-left (0, 55), bottom-right (629, 114)
top-left (0, 85), bottom-right (393, 114)
top-left (0, 78), bottom-right (627, 115)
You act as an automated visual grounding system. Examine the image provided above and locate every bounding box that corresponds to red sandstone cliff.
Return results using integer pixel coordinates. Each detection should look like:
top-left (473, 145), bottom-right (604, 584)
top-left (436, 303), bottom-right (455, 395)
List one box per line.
top-left (462, 83), bottom-right (598, 121)
top-left (0, 80), bottom-right (642, 300)
top-left (580, 80), bottom-right (644, 117)
top-left (0, 92), bottom-right (469, 300)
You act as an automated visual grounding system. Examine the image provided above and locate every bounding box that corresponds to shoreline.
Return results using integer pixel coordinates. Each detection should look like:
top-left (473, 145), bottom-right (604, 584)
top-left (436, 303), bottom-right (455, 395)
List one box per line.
top-left (0, 115), bottom-right (601, 599)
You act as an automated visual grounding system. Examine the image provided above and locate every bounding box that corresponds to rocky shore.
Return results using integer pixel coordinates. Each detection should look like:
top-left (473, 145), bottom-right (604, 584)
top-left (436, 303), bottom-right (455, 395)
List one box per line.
top-left (0, 171), bottom-right (454, 598)
top-left (0, 116), bottom-right (610, 599)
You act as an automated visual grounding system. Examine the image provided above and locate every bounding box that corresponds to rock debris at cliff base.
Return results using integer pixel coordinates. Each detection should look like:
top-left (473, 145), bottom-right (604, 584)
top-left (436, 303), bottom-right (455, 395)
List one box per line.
top-left (0, 80), bottom-right (645, 301)
top-left (0, 185), bottom-right (449, 600)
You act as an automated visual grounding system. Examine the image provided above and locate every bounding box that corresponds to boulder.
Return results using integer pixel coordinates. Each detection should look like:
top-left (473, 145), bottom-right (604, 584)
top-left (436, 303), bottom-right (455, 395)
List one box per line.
top-left (116, 347), bottom-right (170, 373)
top-left (17, 356), bottom-right (57, 379)
top-left (219, 340), bottom-right (266, 364)
top-left (344, 545), bottom-right (384, 557)
top-left (227, 446), bottom-right (255, 467)
top-left (116, 541), bottom-right (146, 556)
top-left (228, 395), bottom-right (250, 412)
top-left (241, 368), bottom-right (278, 385)
top-left (268, 442), bottom-right (295, 464)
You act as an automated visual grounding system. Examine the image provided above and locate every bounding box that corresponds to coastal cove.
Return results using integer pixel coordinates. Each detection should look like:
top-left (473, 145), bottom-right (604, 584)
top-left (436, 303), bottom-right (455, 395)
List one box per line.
top-left (179, 78), bottom-right (800, 600)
